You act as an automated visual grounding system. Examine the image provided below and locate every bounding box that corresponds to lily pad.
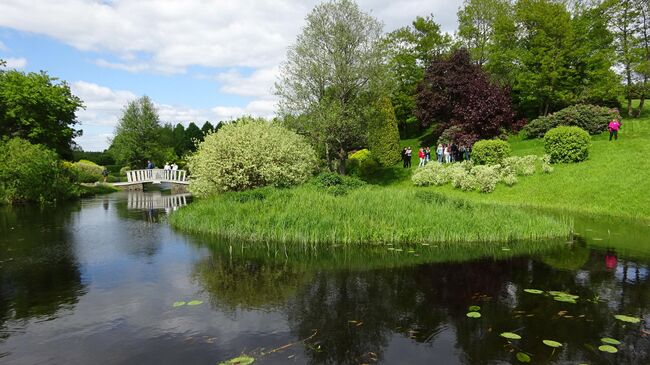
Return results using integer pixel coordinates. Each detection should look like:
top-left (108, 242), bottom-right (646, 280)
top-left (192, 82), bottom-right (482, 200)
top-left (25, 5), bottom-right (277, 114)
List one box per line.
top-left (554, 296), bottom-right (577, 304)
top-left (218, 355), bottom-right (255, 365)
top-left (601, 337), bottom-right (621, 345)
top-left (614, 314), bottom-right (641, 323)
top-left (516, 352), bottom-right (531, 363)
top-left (542, 340), bottom-right (563, 348)
top-left (468, 305), bottom-right (481, 312)
top-left (187, 300), bottom-right (203, 306)
top-left (598, 345), bottom-right (618, 353)
top-left (172, 301), bottom-right (186, 307)
top-left (500, 332), bottom-right (522, 340)
top-left (466, 312), bottom-right (481, 318)
top-left (524, 289), bottom-right (544, 294)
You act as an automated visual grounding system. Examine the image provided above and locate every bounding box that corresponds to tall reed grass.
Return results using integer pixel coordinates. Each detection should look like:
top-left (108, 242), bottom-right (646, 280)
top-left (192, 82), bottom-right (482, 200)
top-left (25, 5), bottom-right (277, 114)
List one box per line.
top-left (170, 186), bottom-right (571, 245)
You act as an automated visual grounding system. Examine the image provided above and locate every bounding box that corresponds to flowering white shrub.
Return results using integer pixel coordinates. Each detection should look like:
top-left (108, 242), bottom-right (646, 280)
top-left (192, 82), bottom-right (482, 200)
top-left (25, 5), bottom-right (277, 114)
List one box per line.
top-left (188, 117), bottom-right (318, 197)
top-left (472, 164), bottom-right (501, 193)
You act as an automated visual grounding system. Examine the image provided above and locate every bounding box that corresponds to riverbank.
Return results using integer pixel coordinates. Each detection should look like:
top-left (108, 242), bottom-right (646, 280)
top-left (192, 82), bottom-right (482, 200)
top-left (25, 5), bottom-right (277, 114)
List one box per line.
top-left (169, 185), bottom-right (570, 245)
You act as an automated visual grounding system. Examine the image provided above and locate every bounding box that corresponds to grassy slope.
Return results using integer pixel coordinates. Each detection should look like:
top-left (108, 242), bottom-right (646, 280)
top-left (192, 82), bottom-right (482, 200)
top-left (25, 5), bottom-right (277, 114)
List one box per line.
top-left (396, 114), bottom-right (650, 220)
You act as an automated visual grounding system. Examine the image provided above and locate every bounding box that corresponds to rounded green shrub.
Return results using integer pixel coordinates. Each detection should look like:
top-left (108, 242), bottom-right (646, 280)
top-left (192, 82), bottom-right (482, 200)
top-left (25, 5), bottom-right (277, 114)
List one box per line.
top-left (0, 138), bottom-right (76, 204)
top-left (188, 117), bottom-right (318, 196)
top-left (71, 159), bottom-right (103, 183)
top-left (544, 126), bottom-right (591, 163)
top-left (471, 139), bottom-right (511, 165)
top-left (523, 104), bottom-right (618, 139)
top-left (347, 149), bottom-right (379, 179)
top-left (311, 172), bottom-right (365, 196)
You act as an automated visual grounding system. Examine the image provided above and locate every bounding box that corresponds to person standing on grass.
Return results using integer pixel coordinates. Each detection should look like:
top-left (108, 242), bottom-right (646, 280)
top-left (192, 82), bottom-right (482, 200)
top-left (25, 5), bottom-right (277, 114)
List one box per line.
top-left (405, 147), bottom-right (412, 168)
top-left (401, 147), bottom-right (407, 168)
top-left (418, 148), bottom-right (426, 167)
top-left (608, 118), bottom-right (621, 141)
top-left (444, 144), bottom-right (451, 163)
top-left (425, 147), bottom-right (431, 164)
top-left (436, 144), bottom-right (443, 163)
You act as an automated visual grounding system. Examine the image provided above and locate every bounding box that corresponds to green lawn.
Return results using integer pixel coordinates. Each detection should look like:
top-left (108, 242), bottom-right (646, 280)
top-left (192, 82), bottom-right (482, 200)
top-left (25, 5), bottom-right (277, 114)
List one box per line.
top-left (393, 114), bottom-right (650, 221)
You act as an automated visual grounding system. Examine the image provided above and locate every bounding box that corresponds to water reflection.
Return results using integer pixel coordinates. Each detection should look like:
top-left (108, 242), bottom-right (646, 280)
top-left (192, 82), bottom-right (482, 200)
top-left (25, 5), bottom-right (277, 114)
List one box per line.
top-left (0, 203), bottom-right (86, 338)
top-left (1, 192), bottom-right (650, 364)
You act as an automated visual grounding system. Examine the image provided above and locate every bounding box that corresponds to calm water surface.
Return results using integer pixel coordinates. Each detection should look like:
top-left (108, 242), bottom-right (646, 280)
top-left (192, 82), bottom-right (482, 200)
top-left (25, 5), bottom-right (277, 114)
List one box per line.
top-left (1, 191), bottom-right (649, 364)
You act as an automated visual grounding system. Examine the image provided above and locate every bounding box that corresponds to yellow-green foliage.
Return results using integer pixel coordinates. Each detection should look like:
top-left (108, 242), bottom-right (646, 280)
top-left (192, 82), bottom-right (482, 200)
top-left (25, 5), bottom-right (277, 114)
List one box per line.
top-left (71, 159), bottom-right (103, 183)
top-left (188, 117), bottom-right (318, 197)
top-left (347, 149), bottom-right (379, 178)
top-left (369, 97), bottom-right (401, 166)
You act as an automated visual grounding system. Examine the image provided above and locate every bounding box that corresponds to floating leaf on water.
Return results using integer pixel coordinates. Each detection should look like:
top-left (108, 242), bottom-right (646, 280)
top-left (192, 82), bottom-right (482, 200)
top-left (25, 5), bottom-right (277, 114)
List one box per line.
top-left (387, 248), bottom-right (395, 251)
top-left (601, 337), bottom-right (621, 345)
top-left (614, 314), bottom-right (641, 323)
top-left (187, 300), bottom-right (203, 306)
top-left (218, 355), bottom-right (255, 365)
top-left (172, 301), bottom-right (186, 307)
top-left (500, 332), bottom-right (522, 340)
top-left (395, 248), bottom-right (403, 252)
top-left (421, 243), bottom-right (430, 246)
top-left (466, 312), bottom-right (481, 318)
top-left (592, 238), bottom-right (604, 241)
top-left (543, 340), bottom-right (563, 348)
top-left (408, 250), bottom-right (415, 254)
top-left (554, 296), bottom-right (576, 304)
top-left (468, 305), bottom-right (481, 312)
top-left (598, 345), bottom-right (618, 353)
top-left (524, 289), bottom-right (544, 294)
top-left (516, 352), bottom-right (531, 363)
top-left (501, 247), bottom-right (511, 251)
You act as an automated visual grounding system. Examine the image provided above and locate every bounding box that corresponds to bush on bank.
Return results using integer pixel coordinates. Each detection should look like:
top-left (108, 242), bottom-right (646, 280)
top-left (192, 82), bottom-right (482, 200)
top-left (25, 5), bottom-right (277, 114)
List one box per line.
top-left (523, 104), bottom-right (618, 139)
top-left (0, 138), bottom-right (76, 204)
top-left (544, 126), bottom-right (591, 163)
top-left (70, 159), bottom-right (104, 183)
top-left (187, 117), bottom-right (318, 197)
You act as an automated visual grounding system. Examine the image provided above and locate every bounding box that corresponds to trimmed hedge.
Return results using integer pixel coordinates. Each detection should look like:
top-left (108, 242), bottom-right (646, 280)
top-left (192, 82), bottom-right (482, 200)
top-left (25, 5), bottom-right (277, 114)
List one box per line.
top-left (471, 139), bottom-right (511, 165)
top-left (544, 126), bottom-right (591, 163)
top-left (523, 104), bottom-right (618, 139)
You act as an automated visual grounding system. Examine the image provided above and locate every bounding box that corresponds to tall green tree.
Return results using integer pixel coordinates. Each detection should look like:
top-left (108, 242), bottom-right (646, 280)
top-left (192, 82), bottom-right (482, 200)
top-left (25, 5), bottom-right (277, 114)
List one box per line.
top-left (275, 0), bottom-right (387, 173)
top-left (487, 0), bottom-right (619, 117)
top-left (369, 97), bottom-right (401, 166)
top-left (0, 69), bottom-right (83, 159)
top-left (457, 0), bottom-right (510, 66)
top-left (184, 122), bottom-right (203, 152)
top-left (172, 123), bottom-right (186, 157)
top-left (634, 0), bottom-right (650, 115)
top-left (605, 0), bottom-right (644, 116)
top-left (384, 15), bottom-right (451, 135)
top-left (200, 121), bottom-right (214, 137)
top-left (109, 96), bottom-right (165, 168)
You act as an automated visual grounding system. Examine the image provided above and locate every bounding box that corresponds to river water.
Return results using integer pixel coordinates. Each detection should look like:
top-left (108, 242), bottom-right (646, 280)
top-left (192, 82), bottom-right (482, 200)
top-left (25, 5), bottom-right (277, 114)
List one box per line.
top-left (1, 191), bottom-right (649, 364)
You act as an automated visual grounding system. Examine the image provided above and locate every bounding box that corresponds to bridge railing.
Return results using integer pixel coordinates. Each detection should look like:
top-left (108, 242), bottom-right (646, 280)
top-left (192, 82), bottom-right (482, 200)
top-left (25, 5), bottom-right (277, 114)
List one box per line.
top-left (126, 169), bottom-right (187, 183)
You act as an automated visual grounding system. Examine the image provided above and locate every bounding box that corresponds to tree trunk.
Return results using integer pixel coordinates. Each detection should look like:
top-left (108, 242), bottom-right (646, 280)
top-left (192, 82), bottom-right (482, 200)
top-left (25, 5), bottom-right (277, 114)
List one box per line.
top-left (337, 147), bottom-right (347, 175)
top-left (325, 143), bottom-right (334, 172)
top-left (626, 67), bottom-right (633, 117)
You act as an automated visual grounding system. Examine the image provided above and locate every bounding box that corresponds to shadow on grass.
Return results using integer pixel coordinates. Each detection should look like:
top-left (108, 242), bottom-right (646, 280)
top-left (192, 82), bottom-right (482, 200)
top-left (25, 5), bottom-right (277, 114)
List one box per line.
top-left (363, 165), bottom-right (413, 186)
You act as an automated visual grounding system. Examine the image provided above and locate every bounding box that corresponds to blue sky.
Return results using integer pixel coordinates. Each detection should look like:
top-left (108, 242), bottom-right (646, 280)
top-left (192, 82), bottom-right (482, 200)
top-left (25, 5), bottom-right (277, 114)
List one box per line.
top-left (0, 0), bottom-right (461, 151)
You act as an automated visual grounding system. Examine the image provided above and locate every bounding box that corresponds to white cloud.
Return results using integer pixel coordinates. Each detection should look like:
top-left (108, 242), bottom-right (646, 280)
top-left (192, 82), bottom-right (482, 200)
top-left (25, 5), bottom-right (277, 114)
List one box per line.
top-left (71, 81), bottom-right (276, 150)
top-left (0, 40), bottom-right (8, 51)
top-left (3, 57), bottom-right (27, 69)
top-left (0, 0), bottom-right (462, 73)
top-left (216, 66), bottom-right (279, 98)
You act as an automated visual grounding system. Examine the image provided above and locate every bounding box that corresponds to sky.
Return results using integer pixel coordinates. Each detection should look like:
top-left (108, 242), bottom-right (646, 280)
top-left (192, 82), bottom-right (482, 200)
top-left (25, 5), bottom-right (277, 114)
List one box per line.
top-left (0, 0), bottom-right (462, 151)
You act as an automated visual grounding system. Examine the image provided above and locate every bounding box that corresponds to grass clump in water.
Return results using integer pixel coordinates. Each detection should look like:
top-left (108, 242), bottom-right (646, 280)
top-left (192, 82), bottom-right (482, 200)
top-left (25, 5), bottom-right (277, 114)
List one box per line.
top-left (170, 184), bottom-right (570, 245)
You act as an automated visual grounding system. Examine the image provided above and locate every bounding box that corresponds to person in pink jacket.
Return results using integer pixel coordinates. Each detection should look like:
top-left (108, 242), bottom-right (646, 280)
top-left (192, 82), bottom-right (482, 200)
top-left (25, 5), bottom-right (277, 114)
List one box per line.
top-left (608, 118), bottom-right (621, 141)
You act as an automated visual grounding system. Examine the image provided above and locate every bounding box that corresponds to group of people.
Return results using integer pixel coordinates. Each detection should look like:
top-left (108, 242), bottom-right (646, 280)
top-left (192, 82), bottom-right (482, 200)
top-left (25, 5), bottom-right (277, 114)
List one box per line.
top-left (401, 143), bottom-right (470, 168)
top-left (145, 160), bottom-right (179, 170)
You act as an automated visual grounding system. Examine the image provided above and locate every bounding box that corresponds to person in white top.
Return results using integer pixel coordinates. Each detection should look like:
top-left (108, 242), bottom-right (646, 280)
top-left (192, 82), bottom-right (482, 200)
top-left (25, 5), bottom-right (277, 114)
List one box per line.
top-left (163, 163), bottom-right (171, 170)
top-left (171, 163), bottom-right (178, 170)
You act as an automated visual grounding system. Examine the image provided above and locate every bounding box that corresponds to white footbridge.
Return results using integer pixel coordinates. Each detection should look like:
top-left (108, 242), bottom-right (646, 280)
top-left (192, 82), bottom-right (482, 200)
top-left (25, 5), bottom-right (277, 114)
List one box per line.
top-left (113, 169), bottom-right (190, 193)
